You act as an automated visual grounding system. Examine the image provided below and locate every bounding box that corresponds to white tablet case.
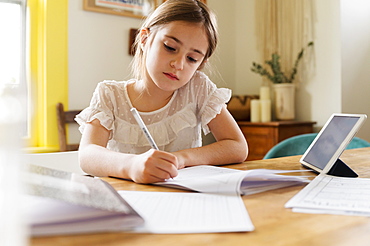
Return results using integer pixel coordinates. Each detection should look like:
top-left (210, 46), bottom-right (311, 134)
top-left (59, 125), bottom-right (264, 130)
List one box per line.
top-left (300, 113), bottom-right (367, 177)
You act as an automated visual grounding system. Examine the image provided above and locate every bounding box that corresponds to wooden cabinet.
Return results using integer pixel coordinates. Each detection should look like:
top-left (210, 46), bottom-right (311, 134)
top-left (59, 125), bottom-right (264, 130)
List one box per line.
top-left (238, 121), bottom-right (316, 160)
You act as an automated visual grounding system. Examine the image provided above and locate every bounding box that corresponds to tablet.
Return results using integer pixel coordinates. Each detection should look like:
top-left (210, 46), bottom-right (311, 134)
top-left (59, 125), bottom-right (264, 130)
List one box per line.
top-left (300, 113), bottom-right (367, 176)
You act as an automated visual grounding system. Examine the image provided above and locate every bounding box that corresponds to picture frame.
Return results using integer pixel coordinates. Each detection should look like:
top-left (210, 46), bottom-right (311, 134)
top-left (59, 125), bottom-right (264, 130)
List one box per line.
top-left (158, 0), bottom-right (207, 4)
top-left (129, 28), bottom-right (139, 55)
top-left (83, 0), bottom-right (159, 19)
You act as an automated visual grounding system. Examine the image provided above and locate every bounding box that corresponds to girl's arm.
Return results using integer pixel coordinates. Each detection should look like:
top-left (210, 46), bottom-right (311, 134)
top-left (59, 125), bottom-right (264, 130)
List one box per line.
top-left (78, 119), bottom-right (178, 183)
top-left (173, 105), bottom-right (248, 168)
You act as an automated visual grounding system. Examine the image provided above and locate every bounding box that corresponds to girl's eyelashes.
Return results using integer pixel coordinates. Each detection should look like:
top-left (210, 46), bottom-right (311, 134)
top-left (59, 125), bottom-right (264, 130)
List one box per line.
top-left (164, 43), bottom-right (176, 52)
top-left (187, 56), bottom-right (197, 63)
top-left (164, 42), bottom-right (199, 63)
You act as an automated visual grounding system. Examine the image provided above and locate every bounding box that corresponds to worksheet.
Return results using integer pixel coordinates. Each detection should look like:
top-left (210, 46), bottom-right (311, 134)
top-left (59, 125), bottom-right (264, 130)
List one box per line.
top-left (118, 190), bottom-right (255, 233)
top-left (285, 173), bottom-right (370, 216)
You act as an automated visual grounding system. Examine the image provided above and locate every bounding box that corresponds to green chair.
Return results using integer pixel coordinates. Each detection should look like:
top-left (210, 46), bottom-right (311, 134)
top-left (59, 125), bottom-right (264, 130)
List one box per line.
top-left (263, 133), bottom-right (370, 159)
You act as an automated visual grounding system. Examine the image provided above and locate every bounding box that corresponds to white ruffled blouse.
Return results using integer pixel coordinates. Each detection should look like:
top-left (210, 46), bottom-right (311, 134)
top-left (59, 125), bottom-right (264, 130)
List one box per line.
top-left (75, 71), bottom-right (231, 154)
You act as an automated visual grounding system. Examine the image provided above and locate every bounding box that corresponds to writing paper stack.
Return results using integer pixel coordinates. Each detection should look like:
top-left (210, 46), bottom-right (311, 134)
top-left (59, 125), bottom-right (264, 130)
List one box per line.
top-left (285, 173), bottom-right (370, 216)
top-left (23, 165), bottom-right (144, 236)
top-left (155, 165), bottom-right (309, 195)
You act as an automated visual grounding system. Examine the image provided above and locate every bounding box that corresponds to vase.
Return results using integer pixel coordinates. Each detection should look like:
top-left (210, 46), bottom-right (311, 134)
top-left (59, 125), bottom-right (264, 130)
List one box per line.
top-left (273, 83), bottom-right (295, 120)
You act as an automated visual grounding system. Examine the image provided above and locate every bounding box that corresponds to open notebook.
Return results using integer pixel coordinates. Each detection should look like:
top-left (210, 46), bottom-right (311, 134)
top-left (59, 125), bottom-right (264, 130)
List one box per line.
top-left (154, 165), bottom-right (309, 195)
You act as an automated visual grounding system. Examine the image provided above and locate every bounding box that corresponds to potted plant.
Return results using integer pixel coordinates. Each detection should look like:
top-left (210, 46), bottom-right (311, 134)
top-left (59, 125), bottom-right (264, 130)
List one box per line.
top-left (251, 41), bottom-right (314, 120)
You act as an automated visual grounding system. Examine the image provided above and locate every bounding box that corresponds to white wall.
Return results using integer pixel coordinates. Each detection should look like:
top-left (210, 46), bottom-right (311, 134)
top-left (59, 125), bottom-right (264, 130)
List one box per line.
top-left (234, 0), bottom-right (261, 94)
top-left (295, 0), bottom-right (342, 128)
top-left (68, 0), bottom-right (370, 142)
top-left (206, 0), bottom-right (236, 89)
top-left (209, 0), bottom-right (261, 94)
top-left (68, 0), bottom-right (142, 110)
top-left (341, 0), bottom-right (370, 141)
top-left (68, 1), bottom-right (142, 142)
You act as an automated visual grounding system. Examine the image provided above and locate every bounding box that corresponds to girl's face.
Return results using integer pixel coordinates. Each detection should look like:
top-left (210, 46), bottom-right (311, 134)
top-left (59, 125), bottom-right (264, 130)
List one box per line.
top-left (142, 21), bottom-right (209, 93)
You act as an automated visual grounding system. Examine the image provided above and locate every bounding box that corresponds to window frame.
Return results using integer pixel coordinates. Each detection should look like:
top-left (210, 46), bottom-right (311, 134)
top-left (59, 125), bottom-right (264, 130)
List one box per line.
top-left (26, 0), bottom-right (69, 152)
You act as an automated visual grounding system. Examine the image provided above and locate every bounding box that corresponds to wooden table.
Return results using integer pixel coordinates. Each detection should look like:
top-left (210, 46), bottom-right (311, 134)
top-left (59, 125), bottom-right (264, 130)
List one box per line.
top-left (31, 147), bottom-right (370, 246)
top-left (238, 121), bottom-right (316, 160)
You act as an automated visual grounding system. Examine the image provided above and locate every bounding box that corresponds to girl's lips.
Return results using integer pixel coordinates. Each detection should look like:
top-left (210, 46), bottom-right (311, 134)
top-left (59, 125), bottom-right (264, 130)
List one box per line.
top-left (164, 72), bottom-right (179, 81)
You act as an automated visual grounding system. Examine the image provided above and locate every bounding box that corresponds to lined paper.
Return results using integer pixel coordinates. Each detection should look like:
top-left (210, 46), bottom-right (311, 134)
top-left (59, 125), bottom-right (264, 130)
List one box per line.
top-left (119, 190), bottom-right (255, 233)
top-left (286, 174), bottom-right (370, 216)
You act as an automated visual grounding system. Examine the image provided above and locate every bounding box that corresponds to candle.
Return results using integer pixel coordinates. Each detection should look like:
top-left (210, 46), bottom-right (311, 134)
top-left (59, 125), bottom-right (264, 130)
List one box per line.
top-left (250, 99), bottom-right (261, 122)
top-left (260, 86), bottom-right (270, 100)
top-left (260, 99), bottom-right (271, 122)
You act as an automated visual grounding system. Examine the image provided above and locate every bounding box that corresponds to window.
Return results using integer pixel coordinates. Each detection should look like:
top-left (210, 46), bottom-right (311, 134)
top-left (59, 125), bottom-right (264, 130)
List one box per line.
top-left (0, 0), bottom-right (68, 152)
top-left (0, 0), bottom-right (27, 136)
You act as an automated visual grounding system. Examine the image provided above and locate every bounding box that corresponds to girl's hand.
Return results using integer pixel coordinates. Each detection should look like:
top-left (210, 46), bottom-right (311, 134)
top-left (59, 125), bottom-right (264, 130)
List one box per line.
top-left (128, 149), bottom-right (179, 184)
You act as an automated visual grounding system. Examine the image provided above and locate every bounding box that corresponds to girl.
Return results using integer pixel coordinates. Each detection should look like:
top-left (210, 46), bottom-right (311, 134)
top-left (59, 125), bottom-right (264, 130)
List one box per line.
top-left (76, 0), bottom-right (248, 184)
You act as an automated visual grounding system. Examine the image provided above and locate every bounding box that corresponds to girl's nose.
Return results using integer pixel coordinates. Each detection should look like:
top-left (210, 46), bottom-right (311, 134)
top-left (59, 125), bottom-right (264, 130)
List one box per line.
top-left (170, 57), bottom-right (184, 71)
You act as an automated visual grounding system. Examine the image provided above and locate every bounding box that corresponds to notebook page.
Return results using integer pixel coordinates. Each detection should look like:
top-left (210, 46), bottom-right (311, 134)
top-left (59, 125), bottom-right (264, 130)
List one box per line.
top-left (155, 165), bottom-right (308, 195)
top-left (118, 190), bottom-right (254, 233)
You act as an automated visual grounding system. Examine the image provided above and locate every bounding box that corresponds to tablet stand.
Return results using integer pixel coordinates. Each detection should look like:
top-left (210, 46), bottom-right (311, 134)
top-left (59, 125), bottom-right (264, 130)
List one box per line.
top-left (327, 159), bottom-right (358, 178)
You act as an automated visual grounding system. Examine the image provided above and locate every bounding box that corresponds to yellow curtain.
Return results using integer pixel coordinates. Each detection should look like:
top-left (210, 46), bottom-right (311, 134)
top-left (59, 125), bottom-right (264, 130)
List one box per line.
top-left (27, 0), bottom-right (68, 153)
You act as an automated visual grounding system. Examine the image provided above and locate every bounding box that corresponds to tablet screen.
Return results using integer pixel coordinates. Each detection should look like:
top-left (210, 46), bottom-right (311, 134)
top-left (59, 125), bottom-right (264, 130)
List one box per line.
top-left (301, 115), bottom-right (361, 170)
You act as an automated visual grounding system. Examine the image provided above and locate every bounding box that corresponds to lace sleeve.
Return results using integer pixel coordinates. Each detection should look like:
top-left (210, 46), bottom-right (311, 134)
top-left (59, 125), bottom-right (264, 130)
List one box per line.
top-left (193, 72), bottom-right (232, 135)
top-left (200, 87), bottom-right (231, 134)
top-left (75, 81), bottom-right (116, 137)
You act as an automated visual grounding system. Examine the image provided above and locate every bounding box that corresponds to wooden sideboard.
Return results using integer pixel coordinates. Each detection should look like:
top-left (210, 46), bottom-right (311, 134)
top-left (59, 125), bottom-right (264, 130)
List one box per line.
top-left (238, 121), bottom-right (316, 160)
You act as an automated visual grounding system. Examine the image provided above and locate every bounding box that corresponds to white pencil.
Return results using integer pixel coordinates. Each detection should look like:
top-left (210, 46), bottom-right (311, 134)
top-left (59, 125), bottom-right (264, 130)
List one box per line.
top-left (131, 108), bottom-right (175, 180)
top-left (130, 108), bottom-right (159, 150)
